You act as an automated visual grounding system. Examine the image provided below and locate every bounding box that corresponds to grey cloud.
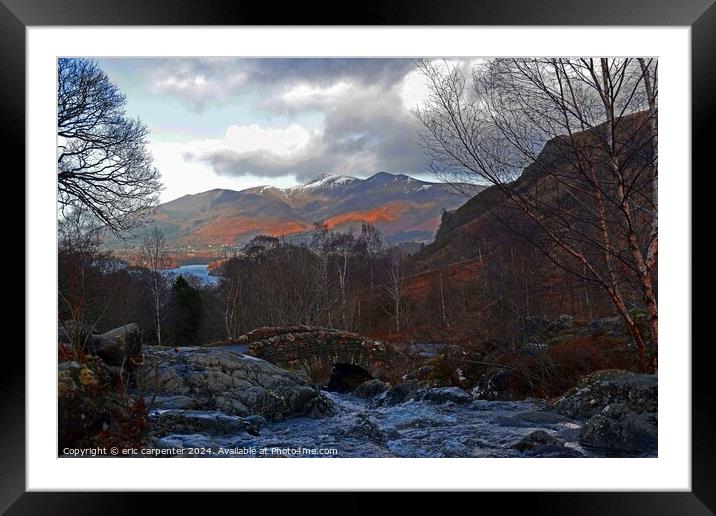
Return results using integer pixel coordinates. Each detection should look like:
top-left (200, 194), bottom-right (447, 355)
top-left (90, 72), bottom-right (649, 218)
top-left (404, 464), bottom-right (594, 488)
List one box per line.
top-left (186, 88), bottom-right (428, 181)
top-left (150, 58), bottom-right (417, 110)
top-left (245, 58), bottom-right (416, 88)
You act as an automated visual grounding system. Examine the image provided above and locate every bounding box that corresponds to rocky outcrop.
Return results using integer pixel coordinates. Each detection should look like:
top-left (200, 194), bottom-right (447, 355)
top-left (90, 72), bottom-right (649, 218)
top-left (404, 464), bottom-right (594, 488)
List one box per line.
top-left (58, 356), bottom-right (114, 449)
top-left (548, 370), bottom-right (657, 456)
top-left (147, 346), bottom-right (333, 422)
top-left (578, 404), bottom-right (658, 455)
top-left (551, 369), bottom-right (657, 419)
top-left (58, 323), bottom-right (149, 452)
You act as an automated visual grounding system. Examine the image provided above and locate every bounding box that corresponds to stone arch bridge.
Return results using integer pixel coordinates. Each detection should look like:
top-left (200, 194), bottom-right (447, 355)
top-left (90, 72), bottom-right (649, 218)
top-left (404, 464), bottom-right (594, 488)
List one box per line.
top-left (235, 326), bottom-right (418, 384)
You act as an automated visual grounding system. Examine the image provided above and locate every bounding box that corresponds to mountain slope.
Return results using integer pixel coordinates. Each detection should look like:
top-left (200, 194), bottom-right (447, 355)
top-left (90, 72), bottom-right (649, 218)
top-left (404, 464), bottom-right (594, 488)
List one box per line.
top-left (112, 172), bottom-right (479, 251)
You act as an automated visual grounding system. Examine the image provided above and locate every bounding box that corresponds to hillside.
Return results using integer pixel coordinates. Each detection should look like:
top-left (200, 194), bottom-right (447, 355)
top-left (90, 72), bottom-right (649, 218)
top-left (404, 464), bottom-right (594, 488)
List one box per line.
top-left (399, 111), bottom-right (656, 340)
top-left (108, 172), bottom-right (480, 254)
top-left (411, 111), bottom-right (654, 273)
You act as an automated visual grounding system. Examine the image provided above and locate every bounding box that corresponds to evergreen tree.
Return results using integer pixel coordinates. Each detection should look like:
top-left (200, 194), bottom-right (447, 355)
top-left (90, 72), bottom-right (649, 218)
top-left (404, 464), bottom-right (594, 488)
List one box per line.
top-left (169, 275), bottom-right (202, 346)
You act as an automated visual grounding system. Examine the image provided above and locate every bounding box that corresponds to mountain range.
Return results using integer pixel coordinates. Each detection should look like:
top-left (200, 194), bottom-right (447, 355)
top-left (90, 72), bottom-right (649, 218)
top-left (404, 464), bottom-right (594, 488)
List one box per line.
top-left (113, 172), bottom-right (480, 251)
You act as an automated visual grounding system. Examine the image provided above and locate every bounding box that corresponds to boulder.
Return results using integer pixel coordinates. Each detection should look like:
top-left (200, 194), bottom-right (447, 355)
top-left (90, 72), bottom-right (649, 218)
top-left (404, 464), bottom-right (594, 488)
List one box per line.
top-left (58, 321), bottom-right (142, 367)
top-left (368, 382), bottom-right (472, 407)
top-left (510, 430), bottom-right (583, 457)
top-left (551, 370), bottom-right (657, 419)
top-left (369, 379), bottom-right (424, 407)
top-left (146, 347), bottom-right (333, 422)
top-left (547, 370), bottom-right (658, 457)
top-left (471, 368), bottom-right (513, 401)
top-left (511, 429), bottom-right (559, 451)
top-left (415, 387), bottom-right (472, 405)
top-left (578, 404), bottom-right (657, 455)
top-left (353, 379), bottom-right (390, 399)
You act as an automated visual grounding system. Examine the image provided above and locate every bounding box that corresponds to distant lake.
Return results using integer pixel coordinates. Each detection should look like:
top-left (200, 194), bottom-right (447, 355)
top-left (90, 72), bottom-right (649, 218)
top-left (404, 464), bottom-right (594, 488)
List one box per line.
top-left (163, 264), bottom-right (219, 286)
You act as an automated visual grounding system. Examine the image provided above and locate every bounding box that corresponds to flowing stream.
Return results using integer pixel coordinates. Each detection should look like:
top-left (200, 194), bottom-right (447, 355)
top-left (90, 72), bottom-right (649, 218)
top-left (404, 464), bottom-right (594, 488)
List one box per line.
top-left (151, 381), bottom-right (591, 458)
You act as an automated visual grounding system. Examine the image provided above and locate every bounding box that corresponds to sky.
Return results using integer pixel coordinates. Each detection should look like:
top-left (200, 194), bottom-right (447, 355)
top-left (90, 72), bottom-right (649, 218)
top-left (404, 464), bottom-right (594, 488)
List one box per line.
top-left (94, 58), bottom-right (475, 203)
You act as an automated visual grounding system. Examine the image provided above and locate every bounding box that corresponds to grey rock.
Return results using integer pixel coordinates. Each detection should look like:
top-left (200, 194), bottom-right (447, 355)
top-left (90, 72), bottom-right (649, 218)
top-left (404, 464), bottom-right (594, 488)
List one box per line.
top-left (416, 387), bottom-right (472, 405)
top-left (579, 411), bottom-right (657, 455)
top-left (59, 322), bottom-right (142, 366)
top-left (353, 379), bottom-right (390, 399)
top-left (471, 368), bottom-right (512, 401)
top-left (551, 370), bottom-right (657, 419)
top-left (149, 409), bottom-right (260, 437)
top-left (369, 379), bottom-right (423, 407)
top-left (146, 347), bottom-right (333, 422)
top-left (512, 429), bottom-right (559, 451)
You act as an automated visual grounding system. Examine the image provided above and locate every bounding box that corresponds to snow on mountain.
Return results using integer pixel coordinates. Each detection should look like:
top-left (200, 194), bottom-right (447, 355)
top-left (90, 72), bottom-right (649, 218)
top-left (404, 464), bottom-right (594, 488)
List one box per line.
top-left (106, 172), bottom-right (476, 250)
top-left (287, 173), bottom-right (360, 193)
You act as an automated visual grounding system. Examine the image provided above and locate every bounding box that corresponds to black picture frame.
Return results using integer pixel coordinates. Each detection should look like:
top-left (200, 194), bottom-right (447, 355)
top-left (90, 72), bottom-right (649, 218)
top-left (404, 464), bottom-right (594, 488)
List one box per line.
top-left (7, 0), bottom-right (709, 512)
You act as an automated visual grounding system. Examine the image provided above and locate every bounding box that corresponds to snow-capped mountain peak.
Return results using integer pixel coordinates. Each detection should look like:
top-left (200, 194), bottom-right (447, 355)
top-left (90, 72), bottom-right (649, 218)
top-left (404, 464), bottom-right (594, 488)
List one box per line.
top-left (289, 173), bottom-right (359, 192)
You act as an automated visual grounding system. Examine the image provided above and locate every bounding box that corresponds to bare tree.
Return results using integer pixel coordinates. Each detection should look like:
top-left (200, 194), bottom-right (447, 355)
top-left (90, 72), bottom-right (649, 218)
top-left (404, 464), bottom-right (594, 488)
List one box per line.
top-left (220, 255), bottom-right (243, 340)
top-left (414, 58), bottom-right (658, 372)
top-left (57, 58), bottom-right (162, 235)
top-left (58, 207), bottom-right (121, 354)
top-left (326, 232), bottom-right (358, 329)
top-left (381, 247), bottom-right (407, 334)
top-left (359, 221), bottom-right (383, 294)
top-left (310, 222), bottom-right (335, 327)
top-left (140, 228), bottom-right (169, 345)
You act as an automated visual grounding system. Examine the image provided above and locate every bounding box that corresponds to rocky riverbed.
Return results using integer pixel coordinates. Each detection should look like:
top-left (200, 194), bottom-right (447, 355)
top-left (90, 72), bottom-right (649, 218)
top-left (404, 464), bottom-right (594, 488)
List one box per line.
top-left (141, 346), bottom-right (657, 458)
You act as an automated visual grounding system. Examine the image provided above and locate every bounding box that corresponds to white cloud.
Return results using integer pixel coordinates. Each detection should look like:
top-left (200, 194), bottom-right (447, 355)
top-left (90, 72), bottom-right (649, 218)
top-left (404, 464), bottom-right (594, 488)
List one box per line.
top-left (188, 123), bottom-right (313, 157)
top-left (398, 69), bottom-right (431, 112)
top-left (280, 81), bottom-right (354, 109)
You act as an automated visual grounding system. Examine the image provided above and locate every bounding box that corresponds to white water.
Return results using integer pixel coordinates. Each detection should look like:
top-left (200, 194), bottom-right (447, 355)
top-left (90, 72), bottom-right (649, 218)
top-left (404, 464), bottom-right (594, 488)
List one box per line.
top-left (152, 384), bottom-right (592, 458)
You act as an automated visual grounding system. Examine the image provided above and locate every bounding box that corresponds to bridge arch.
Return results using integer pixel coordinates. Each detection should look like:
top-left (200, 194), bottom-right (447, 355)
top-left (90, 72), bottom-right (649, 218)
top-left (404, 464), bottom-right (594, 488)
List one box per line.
top-left (241, 326), bottom-right (416, 384)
